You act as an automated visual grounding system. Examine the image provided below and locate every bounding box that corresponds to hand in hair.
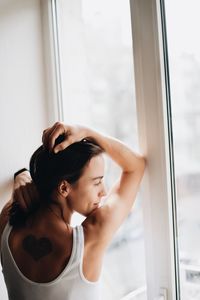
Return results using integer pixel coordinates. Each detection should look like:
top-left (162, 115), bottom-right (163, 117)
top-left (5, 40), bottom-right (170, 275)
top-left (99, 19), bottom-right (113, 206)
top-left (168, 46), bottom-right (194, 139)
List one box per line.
top-left (13, 171), bottom-right (39, 212)
top-left (42, 122), bottom-right (87, 153)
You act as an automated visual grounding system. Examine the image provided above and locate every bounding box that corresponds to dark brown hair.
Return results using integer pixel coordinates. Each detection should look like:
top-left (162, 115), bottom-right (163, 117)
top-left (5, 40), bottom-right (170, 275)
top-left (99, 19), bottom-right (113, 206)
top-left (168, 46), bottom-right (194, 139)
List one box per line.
top-left (9, 136), bottom-right (104, 227)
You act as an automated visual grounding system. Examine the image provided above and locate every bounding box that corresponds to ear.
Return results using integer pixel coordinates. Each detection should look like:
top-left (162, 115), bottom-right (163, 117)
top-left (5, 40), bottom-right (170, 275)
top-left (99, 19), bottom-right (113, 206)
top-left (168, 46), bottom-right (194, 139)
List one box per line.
top-left (58, 180), bottom-right (71, 197)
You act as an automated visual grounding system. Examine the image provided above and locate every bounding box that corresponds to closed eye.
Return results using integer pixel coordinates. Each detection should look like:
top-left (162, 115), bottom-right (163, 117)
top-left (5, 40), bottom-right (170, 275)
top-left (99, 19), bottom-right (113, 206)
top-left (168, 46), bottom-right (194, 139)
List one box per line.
top-left (94, 181), bottom-right (102, 186)
top-left (92, 176), bottom-right (104, 186)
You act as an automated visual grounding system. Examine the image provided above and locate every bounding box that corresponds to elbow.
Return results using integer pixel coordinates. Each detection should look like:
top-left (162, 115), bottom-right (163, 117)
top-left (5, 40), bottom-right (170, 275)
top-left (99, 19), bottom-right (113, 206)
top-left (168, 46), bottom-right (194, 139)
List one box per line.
top-left (123, 155), bottom-right (147, 174)
top-left (138, 156), bottom-right (146, 174)
top-left (126, 156), bottom-right (146, 175)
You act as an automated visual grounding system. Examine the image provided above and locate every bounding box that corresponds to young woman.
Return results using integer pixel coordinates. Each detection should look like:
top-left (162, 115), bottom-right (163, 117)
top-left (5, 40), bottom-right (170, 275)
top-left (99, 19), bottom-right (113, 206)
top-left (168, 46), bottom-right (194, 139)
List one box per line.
top-left (0, 122), bottom-right (146, 300)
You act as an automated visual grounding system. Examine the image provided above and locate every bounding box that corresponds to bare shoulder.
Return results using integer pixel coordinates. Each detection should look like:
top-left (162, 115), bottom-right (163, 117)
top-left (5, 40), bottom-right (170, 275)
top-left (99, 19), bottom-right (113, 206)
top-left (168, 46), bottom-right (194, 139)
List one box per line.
top-left (81, 200), bottom-right (121, 251)
top-left (81, 156), bottom-right (146, 251)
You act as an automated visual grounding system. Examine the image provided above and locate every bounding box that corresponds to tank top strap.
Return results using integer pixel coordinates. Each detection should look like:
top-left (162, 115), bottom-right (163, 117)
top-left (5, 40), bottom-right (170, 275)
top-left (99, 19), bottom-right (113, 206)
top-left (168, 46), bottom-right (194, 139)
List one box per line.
top-left (2, 221), bottom-right (12, 237)
top-left (0, 222), bottom-right (12, 266)
top-left (1, 222), bottom-right (12, 251)
top-left (69, 224), bottom-right (84, 266)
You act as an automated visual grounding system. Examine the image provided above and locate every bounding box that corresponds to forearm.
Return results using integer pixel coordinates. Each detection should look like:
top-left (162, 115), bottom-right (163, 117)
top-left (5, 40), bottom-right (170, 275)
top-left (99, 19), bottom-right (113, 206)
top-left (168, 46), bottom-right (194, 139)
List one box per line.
top-left (84, 127), bottom-right (145, 173)
top-left (43, 122), bottom-right (146, 172)
top-left (0, 169), bottom-right (30, 214)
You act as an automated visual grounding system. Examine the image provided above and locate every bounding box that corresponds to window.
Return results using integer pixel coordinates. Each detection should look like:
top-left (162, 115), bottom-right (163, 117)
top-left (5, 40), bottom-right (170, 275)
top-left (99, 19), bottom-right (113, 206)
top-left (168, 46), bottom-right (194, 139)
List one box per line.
top-left (165, 1), bottom-right (200, 299)
top-left (54, 0), bottom-right (147, 298)
top-left (47, 0), bottom-right (198, 299)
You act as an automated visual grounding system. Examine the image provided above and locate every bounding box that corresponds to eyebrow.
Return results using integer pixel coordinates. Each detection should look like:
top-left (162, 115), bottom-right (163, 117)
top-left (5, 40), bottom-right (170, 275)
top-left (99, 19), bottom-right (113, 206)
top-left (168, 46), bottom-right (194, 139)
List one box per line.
top-left (91, 176), bottom-right (104, 181)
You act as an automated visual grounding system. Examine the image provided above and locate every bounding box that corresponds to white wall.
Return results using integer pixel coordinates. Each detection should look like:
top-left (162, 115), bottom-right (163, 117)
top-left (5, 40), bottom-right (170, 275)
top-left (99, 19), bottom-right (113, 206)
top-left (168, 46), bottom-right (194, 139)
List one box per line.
top-left (0, 1), bottom-right (50, 296)
top-left (0, 0), bottom-right (49, 209)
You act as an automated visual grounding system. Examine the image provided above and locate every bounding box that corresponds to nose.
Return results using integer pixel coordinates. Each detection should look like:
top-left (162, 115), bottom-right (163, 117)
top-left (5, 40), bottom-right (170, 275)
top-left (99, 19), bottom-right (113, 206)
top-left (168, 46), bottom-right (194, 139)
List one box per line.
top-left (99, 184), bottom-right (107, 197)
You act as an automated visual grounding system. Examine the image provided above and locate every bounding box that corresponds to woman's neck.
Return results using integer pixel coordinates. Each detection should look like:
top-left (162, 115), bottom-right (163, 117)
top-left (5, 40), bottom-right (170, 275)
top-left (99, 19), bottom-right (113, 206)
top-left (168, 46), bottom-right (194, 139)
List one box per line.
top-left (45, 201), bottom-right (73, 225)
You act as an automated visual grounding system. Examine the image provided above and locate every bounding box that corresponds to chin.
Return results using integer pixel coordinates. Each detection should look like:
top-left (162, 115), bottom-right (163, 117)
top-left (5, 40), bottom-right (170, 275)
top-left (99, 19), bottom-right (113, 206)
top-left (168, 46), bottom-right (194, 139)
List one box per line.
top-left (86, 207), bottom-right (98, 217)
top-left (80, 211), bottom-right (88, 217)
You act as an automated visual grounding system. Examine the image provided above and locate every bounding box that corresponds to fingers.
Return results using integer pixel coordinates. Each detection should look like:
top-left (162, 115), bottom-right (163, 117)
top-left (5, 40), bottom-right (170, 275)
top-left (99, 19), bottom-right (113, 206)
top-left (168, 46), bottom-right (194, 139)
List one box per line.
top-left (49, 124), bottom-right (67, 151)
top-left (14, 170), bottom-right (31, 180)
top-left (13, 182), bottom-right (39, 212)
top-left (54, 139), bottom-right (72, 154)
top-left (13, 187), bottom-right (27, 212)
top-left (42, 122), bottom-right (85, 154)
top-left (13, 171), bottom-right (31, 210)
top-left (14, 171), bottom-right (32, 188)
top-left (14, 168), bottom-right (28, 179)
top-left (42, 123), bottom-right (57, 149)
top-left (42, 122), bottom-right (67, 152)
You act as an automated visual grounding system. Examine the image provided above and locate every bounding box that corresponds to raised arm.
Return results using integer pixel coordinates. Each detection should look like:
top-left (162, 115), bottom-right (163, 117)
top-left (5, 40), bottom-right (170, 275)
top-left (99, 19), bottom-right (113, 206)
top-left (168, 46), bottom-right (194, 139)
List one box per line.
top-left (43, 122), bottom-right (146, 247)
top-left (84, 126), bottom-right (146, 238)
top-left (0, 169), bottom-right (34, 244)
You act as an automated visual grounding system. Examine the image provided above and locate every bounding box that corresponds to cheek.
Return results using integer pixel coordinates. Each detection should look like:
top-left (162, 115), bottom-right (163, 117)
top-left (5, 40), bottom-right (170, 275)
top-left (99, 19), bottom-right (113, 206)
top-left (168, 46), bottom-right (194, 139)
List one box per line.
top-left (70, 183), bottom-right (96, 207)
top-left (80, 187), bottom-right (97, 206)
top-left (76, 186), bottom-right (92, 204)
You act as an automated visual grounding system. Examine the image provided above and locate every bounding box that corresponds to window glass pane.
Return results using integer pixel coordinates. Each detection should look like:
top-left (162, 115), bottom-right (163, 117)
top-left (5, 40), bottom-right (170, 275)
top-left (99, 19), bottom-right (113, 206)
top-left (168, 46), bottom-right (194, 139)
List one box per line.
top-left (56, 0), bottom-right (147, 298)
top-left (165, 1), bottom-right (200, 299)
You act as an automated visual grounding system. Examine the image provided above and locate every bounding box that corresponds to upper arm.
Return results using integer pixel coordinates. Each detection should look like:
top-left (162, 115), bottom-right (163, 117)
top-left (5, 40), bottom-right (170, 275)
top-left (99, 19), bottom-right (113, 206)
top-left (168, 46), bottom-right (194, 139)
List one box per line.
top-left (0, 170), bottom-right (31, 246)
top-left (93, 159), bottom-right (146, 248)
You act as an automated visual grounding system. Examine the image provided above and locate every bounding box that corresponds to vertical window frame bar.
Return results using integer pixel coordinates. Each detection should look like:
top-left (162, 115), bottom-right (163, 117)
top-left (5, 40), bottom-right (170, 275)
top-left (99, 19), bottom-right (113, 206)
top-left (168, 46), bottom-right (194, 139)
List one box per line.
top-left (129, 0), bottom-right (179, 299)
top-left (159, 1), bottom-right (180, 299)
top-left (40, 0), bottom-right (64, 123)
top-left (50, 0), bottom-right (64, 121)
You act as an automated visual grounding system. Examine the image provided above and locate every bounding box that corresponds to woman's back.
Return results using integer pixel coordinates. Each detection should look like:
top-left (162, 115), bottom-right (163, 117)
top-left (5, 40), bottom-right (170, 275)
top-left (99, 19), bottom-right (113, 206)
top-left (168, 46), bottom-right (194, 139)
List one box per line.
top-left (8, 208), bottom-right (74, 283)
top-left (1, 207), bottom-right (103, 300)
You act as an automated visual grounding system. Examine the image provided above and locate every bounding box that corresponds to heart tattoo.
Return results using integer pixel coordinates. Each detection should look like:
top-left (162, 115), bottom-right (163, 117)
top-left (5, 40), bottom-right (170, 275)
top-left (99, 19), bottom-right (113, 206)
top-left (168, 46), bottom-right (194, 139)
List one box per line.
top-left (22, 235), bottom-right (53, 261)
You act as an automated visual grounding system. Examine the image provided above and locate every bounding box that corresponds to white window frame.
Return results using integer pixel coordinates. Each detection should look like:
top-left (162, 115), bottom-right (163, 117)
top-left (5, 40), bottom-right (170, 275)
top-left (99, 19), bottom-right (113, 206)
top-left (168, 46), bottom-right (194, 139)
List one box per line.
top-left (41, 0), bottom-right (180, 299)
top-left (130, 0), bottom-right (179, 299)
top-left (40, 0), bottom-right (64, 123)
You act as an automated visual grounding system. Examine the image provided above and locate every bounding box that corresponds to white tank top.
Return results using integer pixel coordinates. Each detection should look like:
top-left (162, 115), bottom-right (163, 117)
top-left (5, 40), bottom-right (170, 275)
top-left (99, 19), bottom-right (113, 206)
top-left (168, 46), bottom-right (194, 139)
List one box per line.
top-left (0, 222), bottom-right (102, 300)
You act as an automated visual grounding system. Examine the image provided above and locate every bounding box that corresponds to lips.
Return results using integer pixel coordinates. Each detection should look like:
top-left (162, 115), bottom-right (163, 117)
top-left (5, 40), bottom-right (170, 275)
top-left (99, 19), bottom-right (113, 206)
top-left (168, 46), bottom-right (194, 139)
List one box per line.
top-left (94, 201), bottom-right (101, 206)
